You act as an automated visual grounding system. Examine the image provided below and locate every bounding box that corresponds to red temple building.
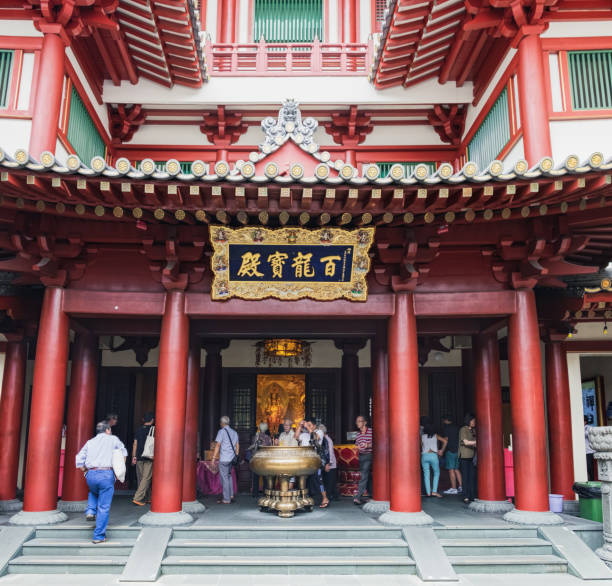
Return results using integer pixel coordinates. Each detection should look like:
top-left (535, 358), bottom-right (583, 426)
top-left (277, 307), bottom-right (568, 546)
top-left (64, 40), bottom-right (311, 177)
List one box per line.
top-left (0, 0), bottom-right (611, 578)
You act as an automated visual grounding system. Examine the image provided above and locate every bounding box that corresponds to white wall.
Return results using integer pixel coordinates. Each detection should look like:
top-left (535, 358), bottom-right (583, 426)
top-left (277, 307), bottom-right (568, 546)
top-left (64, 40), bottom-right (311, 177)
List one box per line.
top-left (0, 119), bottom-right (32, 155)
top-left (567, 352), bottom-right (588, 483)
top-left (543, 21), bottom-right (612, 38)
top-left (0, 20), bottom-right (40, 37)
top-left (103, 76), bottom-right (474, 106)
top-left (550, 119), bottom-right (612, 164)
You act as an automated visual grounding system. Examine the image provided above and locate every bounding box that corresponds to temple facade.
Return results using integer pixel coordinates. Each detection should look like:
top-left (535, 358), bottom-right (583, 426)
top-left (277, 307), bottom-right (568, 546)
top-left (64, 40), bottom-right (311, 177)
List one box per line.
top-left (0, 0), bottom-right (610, 534)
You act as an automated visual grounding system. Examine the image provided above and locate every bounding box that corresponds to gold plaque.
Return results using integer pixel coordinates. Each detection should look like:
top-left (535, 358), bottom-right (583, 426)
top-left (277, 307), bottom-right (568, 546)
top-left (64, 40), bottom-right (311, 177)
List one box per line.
top-left (209, 226), bottom-right (375, 302)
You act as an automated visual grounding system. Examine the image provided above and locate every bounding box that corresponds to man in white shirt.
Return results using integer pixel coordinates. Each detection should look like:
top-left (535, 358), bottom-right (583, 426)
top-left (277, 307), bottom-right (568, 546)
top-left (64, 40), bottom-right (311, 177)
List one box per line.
top-left (76, 421), bottom-right (127, 544)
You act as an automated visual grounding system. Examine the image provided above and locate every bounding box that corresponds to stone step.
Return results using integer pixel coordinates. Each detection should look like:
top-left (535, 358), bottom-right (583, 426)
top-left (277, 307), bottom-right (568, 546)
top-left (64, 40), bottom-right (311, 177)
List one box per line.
top-left (8, 555), bottom-right (129, 574)
top-left (440, 537), bottom-right (553, 556)
top-left (34, 526), bottom-right (140, 540)
top-left (171, 526), bottom-right (403, 540)
top-left (166, 538), bottom-right (409, 557)
top-left (434, 527), bottom-right (539, 539)
top-left (447, 554), bottom-right (568, 574)
top-left (22, 538), bottom-right (137, 557)
top-left (161, 555), bottom-right (417, 575)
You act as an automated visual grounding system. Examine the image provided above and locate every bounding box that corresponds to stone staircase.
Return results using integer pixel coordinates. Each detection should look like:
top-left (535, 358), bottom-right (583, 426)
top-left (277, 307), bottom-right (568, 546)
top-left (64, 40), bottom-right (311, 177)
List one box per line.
top-left (2, 523), bottom-right (607, 579)
top-left (435, 526), bottom-right (568, 574)
top-left (6, 526), bottom-right (140, 575)
top-left (161, 526), bottom-right (417, 574)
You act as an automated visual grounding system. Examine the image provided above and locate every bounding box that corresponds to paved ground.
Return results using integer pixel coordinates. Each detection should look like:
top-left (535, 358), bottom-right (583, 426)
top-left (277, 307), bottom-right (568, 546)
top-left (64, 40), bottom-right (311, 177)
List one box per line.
top-left (1, 492), bottom-right (601, 529)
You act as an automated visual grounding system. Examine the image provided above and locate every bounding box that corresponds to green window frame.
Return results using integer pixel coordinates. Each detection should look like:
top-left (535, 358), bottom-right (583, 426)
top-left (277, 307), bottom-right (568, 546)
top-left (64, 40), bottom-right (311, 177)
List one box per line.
top-left (66, 86), bottom-right (106, 164)
top-left (467, 87), bottom-right (510, 171)
top-left (253, 0), bottom-right (324, 43)
top-left (376, 161), bottom-right (436, 178)
top-left (568, 50), bottom-right (612, 111)
top-left (0, 50), bottom-right (14, 109)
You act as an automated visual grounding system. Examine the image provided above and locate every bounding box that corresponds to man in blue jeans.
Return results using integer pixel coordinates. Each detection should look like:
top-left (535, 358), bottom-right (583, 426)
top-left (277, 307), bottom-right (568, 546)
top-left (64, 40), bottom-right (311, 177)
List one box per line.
top-left (76, 421), bottom-right (127, 544)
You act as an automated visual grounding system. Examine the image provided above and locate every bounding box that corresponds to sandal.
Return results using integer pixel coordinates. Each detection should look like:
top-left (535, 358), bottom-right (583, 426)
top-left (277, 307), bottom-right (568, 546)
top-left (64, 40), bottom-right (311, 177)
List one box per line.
top-left (319, 500), bottom-right (330, 508)
top-left (353, 499), bottom-right (363, 506)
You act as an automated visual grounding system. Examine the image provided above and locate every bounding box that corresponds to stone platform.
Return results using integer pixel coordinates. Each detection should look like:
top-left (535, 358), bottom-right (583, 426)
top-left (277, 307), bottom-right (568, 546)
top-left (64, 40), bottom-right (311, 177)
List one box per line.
top-left (0, 495), bottom-right (607, 585)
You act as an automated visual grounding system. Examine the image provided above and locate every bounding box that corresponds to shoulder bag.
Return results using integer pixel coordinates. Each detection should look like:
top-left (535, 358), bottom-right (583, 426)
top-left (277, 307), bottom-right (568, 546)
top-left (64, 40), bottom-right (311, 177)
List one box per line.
top-left (224, 428), bottom-right (239, 466)
top-left (141, 426), bottom-right (155, 460)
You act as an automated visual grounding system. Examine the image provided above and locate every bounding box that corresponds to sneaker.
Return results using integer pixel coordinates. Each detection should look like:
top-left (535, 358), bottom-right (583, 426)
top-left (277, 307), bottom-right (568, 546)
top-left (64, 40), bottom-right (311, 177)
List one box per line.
top-left (85, 514), bottom-right (96, 521)
top-left (443, 488), bottom-right (457, 495)
top-left (92, 539), bottom-right (105, 544)
top-left (457, 486), bottom-right (463, 493)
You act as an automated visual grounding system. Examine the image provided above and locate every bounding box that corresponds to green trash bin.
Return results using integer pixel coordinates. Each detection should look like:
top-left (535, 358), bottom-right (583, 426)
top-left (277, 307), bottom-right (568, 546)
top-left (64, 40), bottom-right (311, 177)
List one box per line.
top-left (573, 482), bottom-right (603, 523)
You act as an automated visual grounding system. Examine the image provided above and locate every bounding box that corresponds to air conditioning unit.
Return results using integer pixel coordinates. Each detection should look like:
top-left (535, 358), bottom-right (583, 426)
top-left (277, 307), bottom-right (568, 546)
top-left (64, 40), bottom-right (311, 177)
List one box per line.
top-left (452, 335), bottom-right (472, 349)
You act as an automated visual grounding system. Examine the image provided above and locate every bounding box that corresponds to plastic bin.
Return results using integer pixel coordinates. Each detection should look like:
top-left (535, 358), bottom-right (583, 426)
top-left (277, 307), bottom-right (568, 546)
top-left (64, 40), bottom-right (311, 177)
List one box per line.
top-left (573, 481), bottom-right (603, 523)
top-left (549, 493), bottom-right (563, 513)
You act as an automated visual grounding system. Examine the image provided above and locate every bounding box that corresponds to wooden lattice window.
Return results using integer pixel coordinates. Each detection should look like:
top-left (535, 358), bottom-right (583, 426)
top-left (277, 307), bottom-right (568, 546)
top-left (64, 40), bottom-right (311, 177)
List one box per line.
top-left (231, 387), bottom-right (253, 432)
top-left (307, 387), bottom-right (329, 425)
top-left (374, 0), bottom-right (387, 32)
top-left (467, 87), bottom-right (510, 171)
top-left (376, 161), bottom-right (436, 177)
top-left (66, 86), bottom-right (106, 164)
top-left (0, 50), bottom-right (14, 109)
top-left (254, 0), bottom-right (323, 43)
top-left (568, 50), bottom-right (612, 110)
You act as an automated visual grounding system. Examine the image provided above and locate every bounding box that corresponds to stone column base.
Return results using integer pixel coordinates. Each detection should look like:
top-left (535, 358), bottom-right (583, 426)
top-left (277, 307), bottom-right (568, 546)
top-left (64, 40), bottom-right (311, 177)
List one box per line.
top-left (468, 499), bottom-right (514, 514)
top-left (596, 544), bottom-right (612, 568)
top-left (9, 509), bottom-right (67, 525)
top-left (503, 508), bottom-right (563, 525)
top-left (378, 510), bottom-right (433, 526)
top-left (0, 499), bottom-right (23, 512)
top-left (58, 500), bottom-right (88, 512)
top-left (182, 500), bottom-right (206, 514)
top-left (362, 500), bottom-right (390, 514)
top-left (139, 510), bottom-right (193, 526)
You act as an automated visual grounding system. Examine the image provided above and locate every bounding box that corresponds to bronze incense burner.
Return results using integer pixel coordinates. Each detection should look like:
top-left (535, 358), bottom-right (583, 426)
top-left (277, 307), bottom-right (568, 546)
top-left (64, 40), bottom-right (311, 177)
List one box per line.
top-left (249, 446), bottom-right (321, 518)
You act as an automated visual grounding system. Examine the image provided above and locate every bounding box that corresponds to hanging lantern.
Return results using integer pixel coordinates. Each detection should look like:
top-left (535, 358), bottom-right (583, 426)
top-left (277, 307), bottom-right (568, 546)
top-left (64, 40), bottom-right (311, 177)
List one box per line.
top-left (255, 339), bottom-right (312, 368)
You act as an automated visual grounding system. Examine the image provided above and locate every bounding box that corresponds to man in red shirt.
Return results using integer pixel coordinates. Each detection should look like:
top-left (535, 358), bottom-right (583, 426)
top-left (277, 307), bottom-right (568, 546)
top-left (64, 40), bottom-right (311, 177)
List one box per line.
top-left (354, 415), bottom-right (372, 505)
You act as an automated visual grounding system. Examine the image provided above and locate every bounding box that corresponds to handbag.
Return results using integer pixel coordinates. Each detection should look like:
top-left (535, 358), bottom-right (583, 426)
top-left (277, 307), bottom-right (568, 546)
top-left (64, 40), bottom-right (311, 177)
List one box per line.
top-left (224, 428), bottom-right (239, 466)
top-left (112, 449), bottom-right (126, 483)
top-left (141, 426), bottom-right (155, 460)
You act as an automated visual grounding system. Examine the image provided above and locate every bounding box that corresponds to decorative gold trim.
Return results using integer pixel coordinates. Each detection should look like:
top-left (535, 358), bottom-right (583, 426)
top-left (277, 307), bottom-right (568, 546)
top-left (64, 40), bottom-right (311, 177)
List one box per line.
top-left (209, 226), bottom-right (375, 302)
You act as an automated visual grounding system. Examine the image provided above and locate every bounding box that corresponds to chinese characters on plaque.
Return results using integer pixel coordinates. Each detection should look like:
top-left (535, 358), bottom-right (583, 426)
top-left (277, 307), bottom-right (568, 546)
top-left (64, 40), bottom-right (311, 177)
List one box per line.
top-left (209, 226), bottom-right (375, 301)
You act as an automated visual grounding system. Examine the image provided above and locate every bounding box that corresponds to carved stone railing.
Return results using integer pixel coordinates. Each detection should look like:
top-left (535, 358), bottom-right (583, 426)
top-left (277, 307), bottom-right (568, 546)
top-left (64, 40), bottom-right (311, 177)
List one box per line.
top-left (588, 426), bottom-right (612, 567)
top-left (204, 37), bottom-right (373, 77)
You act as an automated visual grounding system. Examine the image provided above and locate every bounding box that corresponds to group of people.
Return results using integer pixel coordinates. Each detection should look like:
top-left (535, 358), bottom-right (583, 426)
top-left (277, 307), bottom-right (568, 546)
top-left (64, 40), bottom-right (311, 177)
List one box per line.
top-left (247, 417), bottom-right (340, 508)
top-left (420, 414), bottom-right (477, 504)
top-left (75, 408), bottom-right (482, 544)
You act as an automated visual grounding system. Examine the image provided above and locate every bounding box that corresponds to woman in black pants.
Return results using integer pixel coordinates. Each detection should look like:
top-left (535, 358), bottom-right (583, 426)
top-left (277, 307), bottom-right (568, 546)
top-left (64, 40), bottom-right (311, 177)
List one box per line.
top-left (459, 414), bottom-right (477, 504)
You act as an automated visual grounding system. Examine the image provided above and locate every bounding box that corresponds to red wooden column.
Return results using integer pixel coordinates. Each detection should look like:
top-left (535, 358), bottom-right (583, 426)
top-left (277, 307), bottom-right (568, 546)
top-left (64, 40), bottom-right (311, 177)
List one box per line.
top-left (218, 0), bottom-right (237, 43)
top-left (0, 339), bottom-right (27, 512)
top-left (340, 0), bottom-right (358, 43)
top-left (200, 342), bottom-right (226, 453)
top-left (10, 287), bottom-right (70, 525)
top-left (504, 289), bottom-right (562, 524)
top-left (517, 31), bottom-right (552, 166)
top-left (29, 30), bottom-right (66, 159)
top-left (469, 332), bottom-right (512, 513)
top-left (335, 340), bottom-right (365, 442)
top-left (363, 324), bottom-right (390, 514)
top-left (545, 341), bottom-right (575, 500)
top-left (140, 290), bottom-right (193, 525)
top-left (182, 342), bottom-right (205, 513)
top-left (59, 333), bottom-right (98, 512)
top-left (379, 292), bottom-right (432, 525)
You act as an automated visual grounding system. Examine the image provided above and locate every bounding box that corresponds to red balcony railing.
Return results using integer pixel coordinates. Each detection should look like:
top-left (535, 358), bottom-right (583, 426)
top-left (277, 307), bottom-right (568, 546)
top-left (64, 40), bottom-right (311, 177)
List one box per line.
top-left (204, 37), bottom-right (373, 76)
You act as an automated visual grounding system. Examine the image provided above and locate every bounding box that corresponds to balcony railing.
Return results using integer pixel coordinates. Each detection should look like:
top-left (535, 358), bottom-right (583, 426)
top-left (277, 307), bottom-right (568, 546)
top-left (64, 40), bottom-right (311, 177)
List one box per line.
top-left (204, 37), bottom-right (373, 76)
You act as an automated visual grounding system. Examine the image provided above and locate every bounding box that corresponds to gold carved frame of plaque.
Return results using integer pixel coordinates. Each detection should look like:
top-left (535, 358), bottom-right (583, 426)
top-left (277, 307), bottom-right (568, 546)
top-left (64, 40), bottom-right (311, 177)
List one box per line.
top-left (209, 226), bottom-right (375, 301)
